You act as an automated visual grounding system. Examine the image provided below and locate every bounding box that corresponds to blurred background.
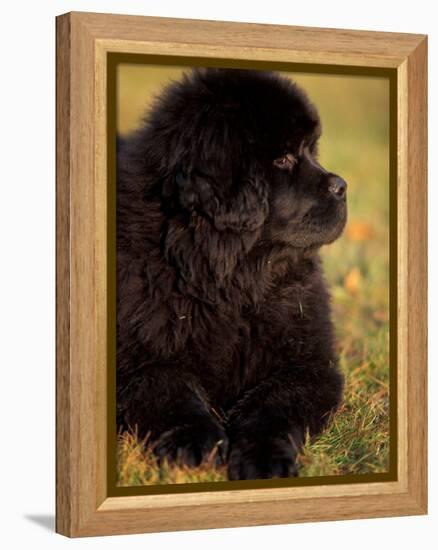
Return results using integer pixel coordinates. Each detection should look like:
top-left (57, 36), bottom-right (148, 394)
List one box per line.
top-left (116, 64), bottom-right (390, 485)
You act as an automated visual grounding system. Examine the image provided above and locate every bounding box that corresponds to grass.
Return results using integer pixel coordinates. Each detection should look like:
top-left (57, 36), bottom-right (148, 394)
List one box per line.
top-left (117, 430), bottom-right (228, 486)
top-left (116, 69), bottom-right (390, 485)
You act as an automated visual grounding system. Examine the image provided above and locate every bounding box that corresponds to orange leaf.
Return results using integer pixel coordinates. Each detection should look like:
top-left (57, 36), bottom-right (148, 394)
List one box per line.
top-left (346, 221), bottom-right (374, 241)
top-left (344, 267), bottom-right (362, 294)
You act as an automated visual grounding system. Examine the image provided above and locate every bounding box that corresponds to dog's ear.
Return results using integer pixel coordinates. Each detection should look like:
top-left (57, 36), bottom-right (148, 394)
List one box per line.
top-left (163, 164), bottom-right (269, 289)
top-left (213, 175), bottom-right (269, 232)
top-left (174, 165), bottom-right (269, 233)
top-left (175, 167), bottom-right (218, 216)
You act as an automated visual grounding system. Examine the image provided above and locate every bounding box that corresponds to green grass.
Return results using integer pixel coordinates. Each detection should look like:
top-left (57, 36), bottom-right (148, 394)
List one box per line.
top-left (116, 70), bottom-right (390, 485)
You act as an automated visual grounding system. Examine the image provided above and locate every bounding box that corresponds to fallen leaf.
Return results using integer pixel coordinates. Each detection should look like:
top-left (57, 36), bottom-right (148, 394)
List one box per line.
top-left (373, 309), bottom-right (388, 323)
top-left (344, 267), bottom-right (362, 294)
top-left (346, 221), bottom-right (374, 241)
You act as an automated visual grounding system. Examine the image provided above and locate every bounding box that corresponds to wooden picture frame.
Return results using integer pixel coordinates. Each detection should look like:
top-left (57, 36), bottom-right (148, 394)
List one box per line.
top-left (56, 11), bottom-right (427, 537)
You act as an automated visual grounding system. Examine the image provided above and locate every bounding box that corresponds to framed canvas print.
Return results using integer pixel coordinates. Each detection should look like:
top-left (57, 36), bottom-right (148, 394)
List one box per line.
top-left (56, 11), bottom-right (428, 537)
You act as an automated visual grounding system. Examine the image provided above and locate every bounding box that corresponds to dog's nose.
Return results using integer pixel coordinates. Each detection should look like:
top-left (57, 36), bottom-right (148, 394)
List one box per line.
top-left (328, 176), bottom-right (347, 200)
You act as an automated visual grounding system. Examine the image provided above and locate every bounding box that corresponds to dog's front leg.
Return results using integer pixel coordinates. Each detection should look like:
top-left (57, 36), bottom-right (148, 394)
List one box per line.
top-left (226, 360), bottom-right (343, 480)
top-left (117, 364), bottom-right (228, 467)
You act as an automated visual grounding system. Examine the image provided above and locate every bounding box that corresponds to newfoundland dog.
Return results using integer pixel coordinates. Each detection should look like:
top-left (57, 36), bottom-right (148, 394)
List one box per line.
top-left (116, 68), bottom-right (347, 480)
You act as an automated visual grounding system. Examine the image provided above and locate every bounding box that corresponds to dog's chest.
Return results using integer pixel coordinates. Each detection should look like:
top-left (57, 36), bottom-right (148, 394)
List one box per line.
top-left (244, 282), bottom-right (318, 349)
top-left (192, 279), bottom-right (324, 401)
top-left (234, 264), bottom-right (331, 383)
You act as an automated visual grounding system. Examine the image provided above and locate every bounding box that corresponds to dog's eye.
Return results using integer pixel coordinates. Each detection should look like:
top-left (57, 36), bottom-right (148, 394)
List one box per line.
top-left (273, 153), bottom-right (296, 170)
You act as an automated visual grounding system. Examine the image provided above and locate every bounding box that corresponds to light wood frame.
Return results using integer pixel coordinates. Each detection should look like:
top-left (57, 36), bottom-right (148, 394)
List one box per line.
top-left (56, 11), bottom-right (428, 537)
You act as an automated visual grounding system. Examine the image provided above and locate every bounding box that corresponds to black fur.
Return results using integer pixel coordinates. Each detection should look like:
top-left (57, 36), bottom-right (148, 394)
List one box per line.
top-left (116, 68), bottom-right (347, 480)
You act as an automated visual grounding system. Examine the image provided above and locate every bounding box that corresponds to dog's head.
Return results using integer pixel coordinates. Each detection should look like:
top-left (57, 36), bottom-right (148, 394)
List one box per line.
top-left (141, 69), bottom-right (347, 291)
top-left (152, 68), bottom-right (347, 252)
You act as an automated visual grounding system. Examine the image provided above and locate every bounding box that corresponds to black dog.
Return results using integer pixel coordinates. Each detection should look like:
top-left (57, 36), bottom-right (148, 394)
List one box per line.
top-left (116, 68), bottom-right (346, 480)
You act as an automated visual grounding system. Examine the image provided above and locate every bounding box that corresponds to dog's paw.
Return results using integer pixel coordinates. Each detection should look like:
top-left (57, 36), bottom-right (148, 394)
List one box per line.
top-left (227, 435), bottom-right (299, 480)
top-left (154, 421), bottom-right (228, 467)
